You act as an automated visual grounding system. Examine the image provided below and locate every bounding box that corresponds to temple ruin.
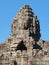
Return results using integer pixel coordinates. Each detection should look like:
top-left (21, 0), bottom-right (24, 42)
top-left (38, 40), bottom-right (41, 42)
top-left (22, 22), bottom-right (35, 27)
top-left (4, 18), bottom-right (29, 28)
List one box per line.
top-left (0, 5), bottom-right (49, 65)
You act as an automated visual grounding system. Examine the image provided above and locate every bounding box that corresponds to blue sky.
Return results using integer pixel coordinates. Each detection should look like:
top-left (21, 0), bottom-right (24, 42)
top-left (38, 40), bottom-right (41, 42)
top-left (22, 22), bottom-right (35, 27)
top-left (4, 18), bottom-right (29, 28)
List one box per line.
top-left (0, 0), bottom-right (49, 43)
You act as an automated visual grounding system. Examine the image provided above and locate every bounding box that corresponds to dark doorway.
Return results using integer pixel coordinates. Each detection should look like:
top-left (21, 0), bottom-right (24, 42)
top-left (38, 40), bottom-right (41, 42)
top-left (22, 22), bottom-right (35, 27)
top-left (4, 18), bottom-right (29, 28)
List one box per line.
top-left (14, 60), bottom-right (17, 65)
top-left (15, 40), bottom-right (27, 52)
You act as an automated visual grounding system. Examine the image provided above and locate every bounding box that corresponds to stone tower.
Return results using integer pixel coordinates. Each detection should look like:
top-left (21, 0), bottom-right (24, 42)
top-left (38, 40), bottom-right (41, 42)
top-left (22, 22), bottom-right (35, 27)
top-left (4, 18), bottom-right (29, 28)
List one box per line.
top-left (0, 5), bottom-right (49, 65)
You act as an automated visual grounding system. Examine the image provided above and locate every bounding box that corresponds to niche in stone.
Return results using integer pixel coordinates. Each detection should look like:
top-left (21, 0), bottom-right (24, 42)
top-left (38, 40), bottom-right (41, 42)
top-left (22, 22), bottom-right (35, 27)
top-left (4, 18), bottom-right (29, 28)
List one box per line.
top-left (16, 40), bottom-right (27, 52)
top-left (14, 60), bottom-right (17, 65)
top-left (24, 18), bottom-right (32, 30)
top-left (33, 42), bottom-right (42, 50)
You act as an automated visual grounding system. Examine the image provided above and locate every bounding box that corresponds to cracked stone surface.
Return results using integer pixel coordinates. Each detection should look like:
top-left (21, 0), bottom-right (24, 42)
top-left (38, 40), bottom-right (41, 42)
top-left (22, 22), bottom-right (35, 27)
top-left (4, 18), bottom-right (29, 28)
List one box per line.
top-left (0, 5), bottom-right (49, 65)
